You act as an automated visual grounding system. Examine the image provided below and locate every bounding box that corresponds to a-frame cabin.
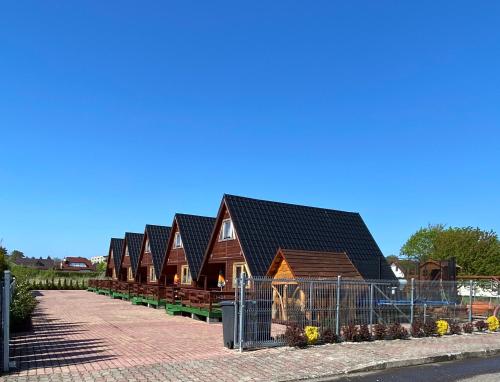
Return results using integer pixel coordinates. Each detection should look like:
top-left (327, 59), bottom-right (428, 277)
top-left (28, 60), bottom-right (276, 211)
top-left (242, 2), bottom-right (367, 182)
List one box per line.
top-left (118, 232), bottom-right (144, 283)
top-left (197, 194), bottom-right (394, 291)
top-left (105, 238), bottom-right (124, 280)
top-left (136, 225), bottom-right (171, 284)
top-left (160, 214), bottom-right (215, 288)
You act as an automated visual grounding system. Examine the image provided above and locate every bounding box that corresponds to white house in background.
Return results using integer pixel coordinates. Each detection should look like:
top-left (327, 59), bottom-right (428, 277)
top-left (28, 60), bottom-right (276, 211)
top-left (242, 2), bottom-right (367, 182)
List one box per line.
top-left (390, 262), bottom-right (406, 279)
top-left (90, 255), bottom-right (107, 264)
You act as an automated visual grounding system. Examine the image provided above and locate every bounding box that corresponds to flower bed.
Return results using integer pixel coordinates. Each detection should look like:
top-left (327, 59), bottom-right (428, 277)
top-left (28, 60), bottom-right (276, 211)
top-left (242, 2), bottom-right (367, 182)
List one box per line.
top-left (283, 317), bottom-right (500, 348)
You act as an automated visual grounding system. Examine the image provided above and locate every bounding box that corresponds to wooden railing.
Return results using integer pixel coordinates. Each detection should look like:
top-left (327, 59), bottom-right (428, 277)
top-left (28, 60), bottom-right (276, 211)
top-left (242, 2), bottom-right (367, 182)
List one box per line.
top-left (180, 288), bottom-right (234, 312)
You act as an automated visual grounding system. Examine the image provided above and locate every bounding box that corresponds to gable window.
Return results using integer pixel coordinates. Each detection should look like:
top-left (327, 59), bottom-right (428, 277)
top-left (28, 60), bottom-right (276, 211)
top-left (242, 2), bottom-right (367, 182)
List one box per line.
top-left (233, 262), bottom-right (250, 286)
top-left (174, 232), bottom-right (183, 248)
top-left (125, 246), bottom-right (129, 257)
top-left (127, 267), bottom-right (133, 281)
top-left (149, 266), bottom-right (157, 282)
top-left (145, 239), bottom-right (151, 253)
top-left (181, 265), bottom-right (192, 285)
top-left (220, 219), bottom-right (235, 241)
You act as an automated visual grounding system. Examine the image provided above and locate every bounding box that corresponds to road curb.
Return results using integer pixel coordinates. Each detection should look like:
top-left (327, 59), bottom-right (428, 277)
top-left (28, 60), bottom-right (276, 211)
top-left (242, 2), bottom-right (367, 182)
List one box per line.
top-left (287, 347), bottom-right (500, 381)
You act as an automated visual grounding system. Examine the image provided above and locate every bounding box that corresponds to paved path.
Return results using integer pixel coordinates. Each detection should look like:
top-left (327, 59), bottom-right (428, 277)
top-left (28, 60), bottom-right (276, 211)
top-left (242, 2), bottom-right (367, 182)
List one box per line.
top-left (328, 355), bottom-right (500, 381)
top-left (2, 290), bottom-right (500, 381)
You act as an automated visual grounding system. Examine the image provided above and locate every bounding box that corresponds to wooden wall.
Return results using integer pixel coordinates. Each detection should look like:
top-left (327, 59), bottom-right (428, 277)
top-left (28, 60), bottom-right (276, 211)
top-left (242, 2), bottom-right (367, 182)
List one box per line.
top-left (199, 205), bottom-right (246, 290)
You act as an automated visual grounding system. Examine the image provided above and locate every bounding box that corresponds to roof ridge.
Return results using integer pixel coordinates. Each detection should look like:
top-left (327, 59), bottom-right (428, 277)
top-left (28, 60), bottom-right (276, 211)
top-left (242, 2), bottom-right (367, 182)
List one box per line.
top-left (224, 194), bottom-right (359, 215)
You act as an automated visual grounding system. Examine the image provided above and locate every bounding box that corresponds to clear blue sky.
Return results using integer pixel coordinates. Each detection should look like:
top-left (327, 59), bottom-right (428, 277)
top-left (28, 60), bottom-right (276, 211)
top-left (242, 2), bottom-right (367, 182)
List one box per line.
top-left (1, 1), bottom-right (499, 260)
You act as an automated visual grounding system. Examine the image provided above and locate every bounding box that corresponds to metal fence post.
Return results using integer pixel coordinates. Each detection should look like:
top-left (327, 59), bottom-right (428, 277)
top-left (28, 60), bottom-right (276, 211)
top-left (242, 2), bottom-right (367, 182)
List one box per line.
top-left (469, 279), bottom-right (473, 323)
top-left (238, 273), bottom-right (246, 352)
top-left (369, 282), bottom-right (374, 333)
top-left (335, 275), bottom-right (341, 336)
top-left (3, 270), bottom-right (11, 372)
top-left (233, 277), bottom-right (239, 349)
top-left (410, 278), bottom-right (415, 326)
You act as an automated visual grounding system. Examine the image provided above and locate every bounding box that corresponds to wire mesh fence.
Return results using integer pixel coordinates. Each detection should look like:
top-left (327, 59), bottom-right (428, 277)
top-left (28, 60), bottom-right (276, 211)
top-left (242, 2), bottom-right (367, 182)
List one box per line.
top-left (235, 276), bottom-right (500, 350)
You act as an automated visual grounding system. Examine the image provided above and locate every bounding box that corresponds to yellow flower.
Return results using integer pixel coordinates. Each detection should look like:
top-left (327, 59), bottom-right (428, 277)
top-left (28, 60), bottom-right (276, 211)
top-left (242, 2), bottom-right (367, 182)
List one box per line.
top-left (486, 316), bottom-right (499, 332)
top-left (436, 320), bottom-right (449, 336)
top-left (304, 326), bottom-right (319, 344)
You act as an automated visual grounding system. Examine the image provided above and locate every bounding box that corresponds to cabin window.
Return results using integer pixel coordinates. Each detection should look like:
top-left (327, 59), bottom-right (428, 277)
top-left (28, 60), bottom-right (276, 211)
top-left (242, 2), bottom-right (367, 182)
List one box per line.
top-left (181, 265), bottom-right (192, 285)
top-left (125, 246), bottom-right (129, 257)
top-left (145, 239), bottom-right (151, 253)
top-left (149, 266), bottom-right (157, 282)
top-left (174, 232), bottom-right (183, 248)
top-left (127, 267), bottom-right (133, 281)
top-left (220, 219), bottom-right (235, 241)
top-left (233, 262), bottom-right (250, 286)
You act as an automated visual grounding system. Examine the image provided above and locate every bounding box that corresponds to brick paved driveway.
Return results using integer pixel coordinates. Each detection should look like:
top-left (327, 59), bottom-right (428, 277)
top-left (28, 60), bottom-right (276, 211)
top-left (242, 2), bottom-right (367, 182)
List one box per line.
top-left (3, 290), bottom-right (500, 382)
top-left (8, 290), bottom-right (233, 376)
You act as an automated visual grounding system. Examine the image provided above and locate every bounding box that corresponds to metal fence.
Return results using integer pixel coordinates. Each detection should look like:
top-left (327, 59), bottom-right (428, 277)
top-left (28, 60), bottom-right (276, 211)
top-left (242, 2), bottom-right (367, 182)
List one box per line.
top-left (1, 271), bottom-right (16, 373)
top-left (234, 275), bottom-right (500, 350)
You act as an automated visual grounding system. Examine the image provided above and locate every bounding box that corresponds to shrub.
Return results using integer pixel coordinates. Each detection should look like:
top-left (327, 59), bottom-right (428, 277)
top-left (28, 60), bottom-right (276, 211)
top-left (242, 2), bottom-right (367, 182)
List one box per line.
top-left (475, 320), bottom-right (488, 332)
top-left (304, 326), bottom-right (319, 344)
top-left (463, 322), bottom-right (474, 334)
top-left (342, 323), bottom-right (359, 342)
top-left (423, 321), bottom-right (437, 337)
top-left (358, 324), bottom-right (372, 341)
top-left (373, 323), bottom-right (387, 340)
top-left (411, 319), bottom-right (425, 338)
top-left (486, 316), bottom-right (499, 332)
top-left (284, 324), bottom-right (308, 348)
top-left (388, 322), bottom-right (409, 340)
top-left (436, 320), bottom-right (449, 336)
top-left (10, 280), bottom-right (37, 332)
top-left (449, 321), bottom-right (462, 335)
top-left (320, 328), bottom-right (341, 344)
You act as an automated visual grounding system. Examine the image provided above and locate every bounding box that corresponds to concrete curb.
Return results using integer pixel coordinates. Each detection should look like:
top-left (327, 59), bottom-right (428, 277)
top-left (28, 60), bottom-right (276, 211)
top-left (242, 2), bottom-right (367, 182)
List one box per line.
top-left (287, 347), bottom-right (500, 381)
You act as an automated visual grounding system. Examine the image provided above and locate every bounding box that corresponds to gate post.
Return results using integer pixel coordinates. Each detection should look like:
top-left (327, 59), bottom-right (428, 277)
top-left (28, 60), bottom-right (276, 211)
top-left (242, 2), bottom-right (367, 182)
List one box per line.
top-left (369, 282), bottom-right (374, 333)
top-left (335, 275), bottom-right (341, 336)
top-left (238, 273), bottom-right (247, 352)
top-left (410, 278), bottom-right (415, 326)
top-left (3, 270), bottom-right (11, 372)
top-left (468, 280), bottom-right (473, 323)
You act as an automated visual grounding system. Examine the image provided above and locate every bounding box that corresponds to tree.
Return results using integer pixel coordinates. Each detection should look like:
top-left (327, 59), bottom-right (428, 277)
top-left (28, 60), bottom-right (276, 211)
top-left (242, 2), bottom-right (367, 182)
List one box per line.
top-left (400, 225), bottom-right (500, 276)
top-left (10, 250), bottom-right (25, 262)
top-left (0, 246), bottom-right (8, 272)
top-left (400, 224), bottom-right (445, 261)
top-left (96, 262), bottom-right (107, 274)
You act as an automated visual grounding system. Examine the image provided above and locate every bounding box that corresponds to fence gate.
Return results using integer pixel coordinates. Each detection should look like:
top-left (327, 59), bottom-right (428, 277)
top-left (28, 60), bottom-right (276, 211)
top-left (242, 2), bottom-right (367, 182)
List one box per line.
top-left (1, 271), bottom-right (15, 373)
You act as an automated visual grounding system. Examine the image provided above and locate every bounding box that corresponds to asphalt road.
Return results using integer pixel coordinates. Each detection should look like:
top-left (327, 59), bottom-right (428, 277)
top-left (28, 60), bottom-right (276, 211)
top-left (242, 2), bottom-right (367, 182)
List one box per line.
top-left (327, 355), bottom-right (500, 382)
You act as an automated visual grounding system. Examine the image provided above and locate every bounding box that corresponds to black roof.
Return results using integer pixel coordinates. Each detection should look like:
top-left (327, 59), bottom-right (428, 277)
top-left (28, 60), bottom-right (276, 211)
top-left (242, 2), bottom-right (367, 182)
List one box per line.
top-left (221, 194), bottom-right (393, 280)
top-left (124, 232), bottom-right (144, 277)
top-left (108, 238), bottom-right (124, 277)
top-left (175, 214), bottom-right (216, 280)
top-left (144, 225), bottom-right (171, 280)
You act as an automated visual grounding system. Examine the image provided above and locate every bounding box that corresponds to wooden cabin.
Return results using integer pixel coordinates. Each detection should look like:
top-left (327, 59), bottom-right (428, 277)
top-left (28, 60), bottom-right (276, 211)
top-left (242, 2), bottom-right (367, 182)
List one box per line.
top-left (118, 232), bottom-right (144, 283)
top-left (197, 194), bottom-right (394, 291)
top-left (266, 248), bottom-right (363, 323)
top-left (105, 238), bottom-right (124, 280)
top-left (136, 225), bottom-right (171, 284)
top-left (160, 214), bottom-right (215, 288)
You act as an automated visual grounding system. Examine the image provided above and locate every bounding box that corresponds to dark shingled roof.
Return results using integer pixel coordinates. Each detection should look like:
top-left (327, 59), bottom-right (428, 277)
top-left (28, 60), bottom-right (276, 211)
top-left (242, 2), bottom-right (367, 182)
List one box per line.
top-left (144, 225), bottom-right (171, 280)
top-left (222, 194), bottom-right (394, 280)
top-left (175, 214), bottom-right (216, 280)
top-left (124, 232), bottom-right (144, 277)
top-left (107, 238), bottom-right (124, 277)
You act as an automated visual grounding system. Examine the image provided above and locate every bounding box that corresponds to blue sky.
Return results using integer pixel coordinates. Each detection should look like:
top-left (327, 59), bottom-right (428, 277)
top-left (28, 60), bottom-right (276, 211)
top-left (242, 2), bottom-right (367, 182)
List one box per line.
top-left (1, 1), bottom-right (499, 259)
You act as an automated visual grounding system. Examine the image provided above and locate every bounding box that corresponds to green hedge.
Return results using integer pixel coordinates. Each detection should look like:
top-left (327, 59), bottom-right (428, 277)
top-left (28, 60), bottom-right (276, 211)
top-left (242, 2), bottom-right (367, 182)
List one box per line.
top-left (11, 279), bottom-right (38, 332)
top-left (27, 278), bottom-right (88, 290)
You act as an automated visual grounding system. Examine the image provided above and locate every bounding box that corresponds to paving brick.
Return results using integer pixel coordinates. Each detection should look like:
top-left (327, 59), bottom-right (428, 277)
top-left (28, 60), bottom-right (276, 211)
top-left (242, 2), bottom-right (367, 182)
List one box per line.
top-left (2, 290), bottom-right (500, 382)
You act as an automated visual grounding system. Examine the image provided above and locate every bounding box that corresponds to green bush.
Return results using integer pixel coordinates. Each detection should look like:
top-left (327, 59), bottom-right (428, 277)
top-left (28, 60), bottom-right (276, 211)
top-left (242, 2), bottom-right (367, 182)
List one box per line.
top-left (10, 279), bottom-right (37, 332)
